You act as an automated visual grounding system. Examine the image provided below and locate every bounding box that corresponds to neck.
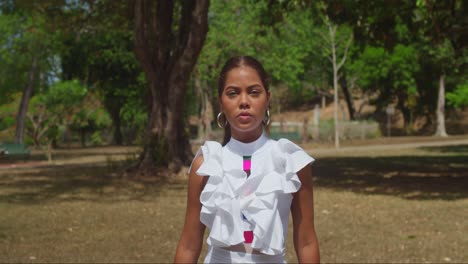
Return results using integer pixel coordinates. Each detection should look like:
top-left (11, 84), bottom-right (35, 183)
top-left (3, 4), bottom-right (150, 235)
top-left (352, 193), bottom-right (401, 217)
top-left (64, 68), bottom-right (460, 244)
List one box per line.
top-left (230, 127), bottom-right (263, 143)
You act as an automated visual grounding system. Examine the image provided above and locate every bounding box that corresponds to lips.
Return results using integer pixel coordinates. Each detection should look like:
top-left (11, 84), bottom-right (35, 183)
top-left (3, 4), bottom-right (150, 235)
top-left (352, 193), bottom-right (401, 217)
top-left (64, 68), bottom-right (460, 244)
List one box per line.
top-left (237, 112), bottom-right (253, 123)
top-left (238, 112), bottom-right (252, 117)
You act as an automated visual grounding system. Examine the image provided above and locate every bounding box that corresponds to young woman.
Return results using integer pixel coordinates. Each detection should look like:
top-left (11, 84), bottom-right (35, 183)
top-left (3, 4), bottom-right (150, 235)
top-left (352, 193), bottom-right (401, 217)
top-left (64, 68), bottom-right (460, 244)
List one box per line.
top-left (174, 56), bottom-right (319, 263)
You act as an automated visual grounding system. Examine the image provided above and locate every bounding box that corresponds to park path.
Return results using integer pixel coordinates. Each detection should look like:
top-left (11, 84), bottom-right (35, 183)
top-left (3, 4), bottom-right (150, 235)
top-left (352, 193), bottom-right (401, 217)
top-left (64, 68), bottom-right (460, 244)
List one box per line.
top-left (309, 137), bottom-right (468, 155)
top-left (1, 137), bottom-right (468, 169)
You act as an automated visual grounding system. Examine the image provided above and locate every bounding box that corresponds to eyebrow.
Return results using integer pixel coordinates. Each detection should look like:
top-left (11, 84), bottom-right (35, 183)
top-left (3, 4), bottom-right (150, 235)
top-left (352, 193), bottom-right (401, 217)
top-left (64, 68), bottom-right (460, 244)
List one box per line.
top-left (224, 84), bottom-right (263, 90)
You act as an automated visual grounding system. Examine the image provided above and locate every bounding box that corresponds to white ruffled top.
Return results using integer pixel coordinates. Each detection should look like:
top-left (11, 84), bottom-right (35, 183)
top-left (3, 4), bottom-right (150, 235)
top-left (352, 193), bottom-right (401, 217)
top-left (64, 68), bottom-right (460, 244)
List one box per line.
top-left (194, 132), bottom-right (315, 255)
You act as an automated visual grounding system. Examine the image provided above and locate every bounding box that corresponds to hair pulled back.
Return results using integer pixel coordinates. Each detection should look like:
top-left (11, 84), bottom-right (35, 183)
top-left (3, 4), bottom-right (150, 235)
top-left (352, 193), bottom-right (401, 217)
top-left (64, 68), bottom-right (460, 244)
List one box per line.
top-left (217, 56), bottom-right (270, 145)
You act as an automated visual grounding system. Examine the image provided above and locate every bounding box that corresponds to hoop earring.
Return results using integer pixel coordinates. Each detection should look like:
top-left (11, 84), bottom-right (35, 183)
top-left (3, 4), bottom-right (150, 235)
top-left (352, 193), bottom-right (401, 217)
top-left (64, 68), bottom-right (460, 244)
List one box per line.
top-left (263, 109), bottom-right (271, 126)
top-left (217, 112), bottom-right (227, 128)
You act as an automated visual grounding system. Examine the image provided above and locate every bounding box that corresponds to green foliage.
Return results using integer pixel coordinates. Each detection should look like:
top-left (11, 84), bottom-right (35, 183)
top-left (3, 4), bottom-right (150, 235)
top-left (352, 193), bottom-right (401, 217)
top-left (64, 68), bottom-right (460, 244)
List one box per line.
top-left (0, 94), bottom-right (19, 131)
top-left (118, 73), bottom-right (148, 140)
top-left (70, 97), bottom-right (112, 130)
top-left (90, 131), bottom-right (104, 146)
top-left (0, 6), bottom-right (63, 97)
top-left (349, 46), bottom-right (389, 89)
top-left (258, 8), bottom-right (317, 92)
top-left (26, 80), bottom-right (90, 145)
top-left (120, 95), bottom-right (147, 133)
top-left (196, 0), bottom-right (263, 84)
top-left (43, 80), bottom-right (87, 111)
top-left (447, 83), bottom-right (468, 108)
top-left (389, 44), bottom-right (419, 94)
top-left (2, 0), bottom-right (467, 142)
top-left (0, 13), bottom-right (32, 97)
top-left (194, 0), bottom-right (321, 113)
top-left (349, 44), bottom-right (419, 101)
top-left (56, 0), bottom-right (145, 142)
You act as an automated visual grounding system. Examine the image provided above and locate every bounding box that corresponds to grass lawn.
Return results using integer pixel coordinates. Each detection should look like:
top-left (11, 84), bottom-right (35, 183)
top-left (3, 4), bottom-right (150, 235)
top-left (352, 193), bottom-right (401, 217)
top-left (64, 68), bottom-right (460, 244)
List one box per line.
top-left (0, 142), bottom-right (467, 263)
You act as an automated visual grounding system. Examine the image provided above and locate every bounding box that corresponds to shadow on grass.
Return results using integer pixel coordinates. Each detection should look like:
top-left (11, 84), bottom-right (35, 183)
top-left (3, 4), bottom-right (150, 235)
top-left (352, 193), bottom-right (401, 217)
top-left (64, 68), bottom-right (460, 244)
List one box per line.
top-left (1, 145), bottom-right (467, 204)
top-left (0, 163), bottom-right (185, 204)
top-left (420, 144), bottom-right (468, 154)
top-left (314, 153), bottom-right (468, 200)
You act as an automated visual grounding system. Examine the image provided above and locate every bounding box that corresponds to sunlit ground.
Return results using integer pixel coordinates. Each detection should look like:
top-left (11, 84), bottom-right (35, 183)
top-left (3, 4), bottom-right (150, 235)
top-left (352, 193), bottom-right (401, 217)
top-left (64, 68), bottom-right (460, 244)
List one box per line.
top-left (0, 139), bottom-right (467, 263)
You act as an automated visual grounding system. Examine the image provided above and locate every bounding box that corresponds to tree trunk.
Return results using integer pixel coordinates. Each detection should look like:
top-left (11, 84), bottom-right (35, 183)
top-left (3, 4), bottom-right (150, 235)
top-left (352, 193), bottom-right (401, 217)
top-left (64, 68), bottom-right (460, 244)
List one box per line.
top-left (194, 77), bottom-right (205, 140)
top-left (329, 24), bottom-right (340, 149)
top-left (133, 0), bottom-right (209, 174)
top-left (333, 64), bottom-right (340, 149)
top-left (203, 91), bottom-right (213, 139)
top-left (434, 74), bottom-right (448, 137)
top-left (396, 91), bottom-right (411, 132)
top-left (195, 76), bottom-right (213, 141)
top-left (324, 17), bottom-right (352, 149)
top-left (15, 57), bottom-right (38, 144)
top-left (110, 106), bottom-right (123, 145)
top-left (339, 72), bottom-right (355, 120)
top-left (80, 129), bottom-right (86, 147)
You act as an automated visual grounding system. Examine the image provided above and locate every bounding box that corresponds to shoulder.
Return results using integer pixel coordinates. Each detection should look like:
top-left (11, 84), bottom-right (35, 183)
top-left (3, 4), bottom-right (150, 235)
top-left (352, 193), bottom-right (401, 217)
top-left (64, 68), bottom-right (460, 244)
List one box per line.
top-left (200, 140), bottom-right (223, 157)
top-left (274, 138), bottom-right (306, 152)
top-left (189, 140), bottom-right (224, 176)
top-left (189, 154), bottom-right (205, 175)
top-left (268, 137), bottom-right (309, 156)
top-left (192, 140), bottom-right (223, 160)
top-left (269, 137), bottom-right (315, 172)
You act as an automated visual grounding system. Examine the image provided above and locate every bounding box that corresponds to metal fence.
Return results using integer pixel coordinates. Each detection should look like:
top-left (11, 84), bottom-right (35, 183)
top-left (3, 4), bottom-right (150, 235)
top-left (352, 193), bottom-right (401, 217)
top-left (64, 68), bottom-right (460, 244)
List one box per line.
top-left (270, 120), bottom-right (381, 142)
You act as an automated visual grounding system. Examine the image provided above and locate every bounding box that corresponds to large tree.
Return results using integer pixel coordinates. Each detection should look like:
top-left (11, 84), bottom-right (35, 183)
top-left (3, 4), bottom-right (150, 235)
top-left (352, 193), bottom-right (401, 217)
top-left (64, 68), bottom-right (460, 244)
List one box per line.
top-left (318, 16), bottom-right (353, 149)
top-left (326, 0), bottom-right (466, 135)
top-left (415, 0), bottom-right (466, 137)
top-left (0, 3), bottom-right (59, 144)
top-left (53, 0), bottom-right (145, 146)
top-left (133, 0), bottom-right (209, 172)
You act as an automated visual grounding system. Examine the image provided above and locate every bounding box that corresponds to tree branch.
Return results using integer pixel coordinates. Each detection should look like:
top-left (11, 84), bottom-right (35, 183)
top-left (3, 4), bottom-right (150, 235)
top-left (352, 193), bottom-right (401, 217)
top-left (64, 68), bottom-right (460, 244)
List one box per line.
top-left (337, 33), bottom-right (353, 71)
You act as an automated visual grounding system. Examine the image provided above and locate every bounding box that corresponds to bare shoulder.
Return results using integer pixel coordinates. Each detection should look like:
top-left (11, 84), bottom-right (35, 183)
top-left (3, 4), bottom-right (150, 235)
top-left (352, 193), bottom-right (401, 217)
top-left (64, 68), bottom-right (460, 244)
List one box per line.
top-left (189, 154), bottom-right (204, 175)
top-left (297, 164), bottom-right (312, 181)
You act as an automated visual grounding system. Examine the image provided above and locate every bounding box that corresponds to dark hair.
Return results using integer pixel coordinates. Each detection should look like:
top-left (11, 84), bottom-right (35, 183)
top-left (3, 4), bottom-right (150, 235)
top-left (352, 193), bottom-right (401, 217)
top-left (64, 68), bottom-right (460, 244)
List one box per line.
top-left (217, 56), bottom-right (270, 145)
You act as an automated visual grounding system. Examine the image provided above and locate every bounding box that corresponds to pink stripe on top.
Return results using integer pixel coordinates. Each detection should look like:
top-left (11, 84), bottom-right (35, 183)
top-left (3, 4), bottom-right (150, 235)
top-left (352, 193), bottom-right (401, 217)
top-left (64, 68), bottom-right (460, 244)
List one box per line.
top-left (244, 231), bottom-right (253, 243)
top-left (242, 155), bottom-right (253, 243)
top-left (243, 159), bottom-right (251, 171)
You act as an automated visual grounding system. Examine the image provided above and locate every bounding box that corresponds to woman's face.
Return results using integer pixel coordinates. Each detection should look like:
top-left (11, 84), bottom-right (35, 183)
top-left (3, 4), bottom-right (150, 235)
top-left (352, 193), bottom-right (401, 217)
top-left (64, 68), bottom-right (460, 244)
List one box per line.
top-left (220, 66), bottom-right (270, 142)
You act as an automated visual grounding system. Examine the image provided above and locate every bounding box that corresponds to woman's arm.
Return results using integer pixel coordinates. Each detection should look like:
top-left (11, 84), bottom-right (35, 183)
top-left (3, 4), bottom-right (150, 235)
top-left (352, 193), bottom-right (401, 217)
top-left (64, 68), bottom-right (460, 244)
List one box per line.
top-left (291, 164), bottom-right (320, 263)
top-left (174, 155), bottom-right (208, 263)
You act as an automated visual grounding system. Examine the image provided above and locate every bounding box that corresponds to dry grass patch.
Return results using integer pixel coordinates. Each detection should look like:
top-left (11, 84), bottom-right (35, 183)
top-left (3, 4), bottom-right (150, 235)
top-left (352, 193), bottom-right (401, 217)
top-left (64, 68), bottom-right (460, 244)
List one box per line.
top-left (0, 143), bottom-right (467, 263)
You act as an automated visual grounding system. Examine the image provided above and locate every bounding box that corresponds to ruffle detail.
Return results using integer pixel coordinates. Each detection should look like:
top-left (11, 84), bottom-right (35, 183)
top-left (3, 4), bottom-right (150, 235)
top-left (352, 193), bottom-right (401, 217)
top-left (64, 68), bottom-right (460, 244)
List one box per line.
top-left (196, 138), bottom-right (314, 255)
top-left (267, 138), bottom-right (315, 193)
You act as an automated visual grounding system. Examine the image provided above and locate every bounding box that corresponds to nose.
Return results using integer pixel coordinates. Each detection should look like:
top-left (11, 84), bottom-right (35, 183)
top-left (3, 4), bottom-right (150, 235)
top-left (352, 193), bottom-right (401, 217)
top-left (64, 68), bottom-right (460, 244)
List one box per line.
top-left (239, 93), bottom-right (249, 109)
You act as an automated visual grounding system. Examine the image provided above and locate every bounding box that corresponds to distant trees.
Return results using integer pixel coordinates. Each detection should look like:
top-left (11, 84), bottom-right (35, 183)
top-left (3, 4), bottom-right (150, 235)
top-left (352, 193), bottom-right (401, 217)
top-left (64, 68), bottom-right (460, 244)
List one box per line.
top-left (0, 0), bottom-right (467, 173)
top-left (447, 83), bottom-right (468, 108)
top-left (0, 4), bottom-right (61, 144)
top-left (314, 0), bottom-right (466, 137)
top-left (26, 80), bottom-right (110, 161)
top-left (27, 80), bottom-right (86, 145)
top-left (414, 0), bottom-right (466, 137)
top-left (58, 0), bottom-right (144, 146)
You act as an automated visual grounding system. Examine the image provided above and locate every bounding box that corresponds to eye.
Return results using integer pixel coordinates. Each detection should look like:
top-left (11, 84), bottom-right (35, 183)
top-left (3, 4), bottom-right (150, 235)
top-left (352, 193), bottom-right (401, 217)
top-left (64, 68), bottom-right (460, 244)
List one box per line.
top-left (251, 89), bottom-right (260, 94)
top-left (225, 89), bottom-right (238, 97)
top-left (249, 89), bottom-right (261, 96)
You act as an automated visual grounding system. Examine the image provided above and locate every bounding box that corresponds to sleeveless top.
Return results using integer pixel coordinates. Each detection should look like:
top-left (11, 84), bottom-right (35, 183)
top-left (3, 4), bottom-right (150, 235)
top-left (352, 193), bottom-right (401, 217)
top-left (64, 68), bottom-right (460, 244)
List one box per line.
top-left (193, 132), bottom-right (315, 255)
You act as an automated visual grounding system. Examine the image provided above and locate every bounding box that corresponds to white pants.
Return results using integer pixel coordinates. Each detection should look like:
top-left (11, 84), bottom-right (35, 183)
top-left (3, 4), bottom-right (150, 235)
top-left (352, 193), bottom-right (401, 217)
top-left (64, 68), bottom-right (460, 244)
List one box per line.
top-left (203, 246), bottom-right (286, 264)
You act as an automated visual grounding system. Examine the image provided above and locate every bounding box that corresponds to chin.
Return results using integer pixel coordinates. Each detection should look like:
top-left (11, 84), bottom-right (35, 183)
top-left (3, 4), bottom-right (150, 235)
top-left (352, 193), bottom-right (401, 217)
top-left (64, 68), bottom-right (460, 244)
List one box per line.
top-left (232, 124), bottom-right (263, 133)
